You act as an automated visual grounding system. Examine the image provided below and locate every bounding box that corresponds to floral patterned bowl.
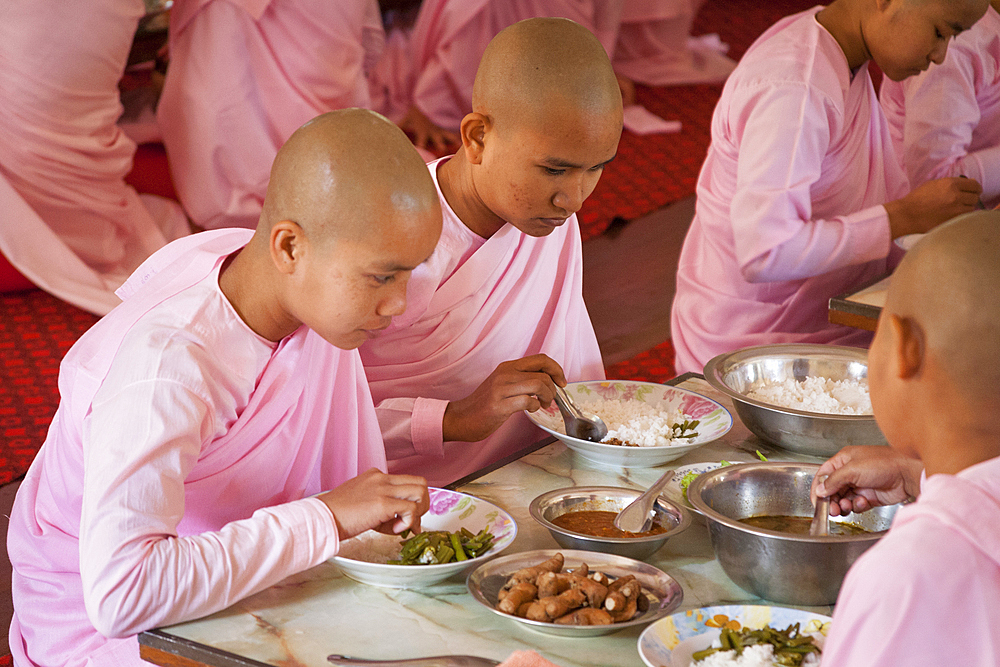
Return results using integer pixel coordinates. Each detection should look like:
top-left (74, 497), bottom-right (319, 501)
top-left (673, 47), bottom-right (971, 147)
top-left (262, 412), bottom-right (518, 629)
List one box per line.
top-left (526, 381), bottom-right (733, 468)
top-left (638, 604), bottom-right (831, 667)
top-left (331, 488), bottom-right (517, 588)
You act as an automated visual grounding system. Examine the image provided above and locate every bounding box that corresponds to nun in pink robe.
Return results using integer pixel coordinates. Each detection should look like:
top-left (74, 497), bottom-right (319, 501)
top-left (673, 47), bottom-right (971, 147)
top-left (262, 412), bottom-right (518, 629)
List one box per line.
top-left (613, 0), bottom-right (737, 86)
top-left (670, 7), bottom-right (908, 375)
top-left (7, 229), bottom-right (386, 667)
top-left (358, 158), bottom-right (605, 488)
top-left (880, 4), bottom-right (1000, 209)
top-left (820, 456), bottom-right (1000, 666)
top-left (0, 0), bottom-right (190, 315)
top-left (402, 0), bottom-right (624, 133)
top-left (157, 0), bottom-right (384, 230)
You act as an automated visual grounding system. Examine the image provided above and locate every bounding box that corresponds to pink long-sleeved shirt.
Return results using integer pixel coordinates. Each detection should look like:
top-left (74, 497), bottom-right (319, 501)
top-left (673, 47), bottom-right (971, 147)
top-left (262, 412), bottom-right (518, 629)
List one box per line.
top-left (671, 7), bottom-right (907, 374)
top-left (8, 230), bottom-right (386, 667)
top-left (880, 5), bottom-right (1000, 209)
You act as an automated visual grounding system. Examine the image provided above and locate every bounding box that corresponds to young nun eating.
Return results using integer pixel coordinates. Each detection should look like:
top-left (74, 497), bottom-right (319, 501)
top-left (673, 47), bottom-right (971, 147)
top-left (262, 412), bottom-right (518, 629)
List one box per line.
top-left (880, 0), bottom-right (1000, 209)
top-left (358, 17), bottom-right (620, 487)
top-left (7, 110), bottom-right (440, 667)
top-left (670, 0), bottom-right (988, 375)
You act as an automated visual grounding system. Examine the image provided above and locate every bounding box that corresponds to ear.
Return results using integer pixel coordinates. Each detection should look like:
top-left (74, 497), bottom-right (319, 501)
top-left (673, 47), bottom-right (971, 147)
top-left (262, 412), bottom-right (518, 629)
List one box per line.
top-left (459, 112), bottom-right (490, 165)
top-left (887, 314), bottom-right (925, 379)
top-left (269, 220), bottom-right (305, 275)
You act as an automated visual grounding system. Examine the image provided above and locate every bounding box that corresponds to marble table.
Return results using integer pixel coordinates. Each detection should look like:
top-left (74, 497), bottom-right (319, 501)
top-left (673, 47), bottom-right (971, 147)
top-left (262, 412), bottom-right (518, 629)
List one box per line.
top-left (138, 374), bottom-right (832, 667)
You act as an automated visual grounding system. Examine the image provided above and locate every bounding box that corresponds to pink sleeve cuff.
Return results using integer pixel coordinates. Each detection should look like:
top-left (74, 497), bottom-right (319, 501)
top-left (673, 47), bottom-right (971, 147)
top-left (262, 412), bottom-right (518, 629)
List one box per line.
top-left (411, 397), bottom-right (447, 457)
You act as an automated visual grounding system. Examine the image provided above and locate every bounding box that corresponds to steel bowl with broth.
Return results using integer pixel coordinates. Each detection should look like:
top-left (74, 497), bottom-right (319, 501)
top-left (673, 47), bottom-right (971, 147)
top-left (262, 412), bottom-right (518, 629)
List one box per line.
top-left (704, 344), bottom-right (887, 457)
top-left (688, 462), bottom-right (900, 606)
top-left (530, 486), bottom-right (691, 561)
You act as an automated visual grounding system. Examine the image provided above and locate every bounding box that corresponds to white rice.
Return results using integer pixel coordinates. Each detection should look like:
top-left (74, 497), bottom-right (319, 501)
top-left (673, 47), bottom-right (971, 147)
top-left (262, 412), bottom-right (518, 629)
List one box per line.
top-left (334, 531), bottom-right (402, 563)
top-left (693, 644), bottom-right (820, 667)
top-left (745, 376), bottom-right (871, 415)
top-left (533, 398), bottom-right (696, 447)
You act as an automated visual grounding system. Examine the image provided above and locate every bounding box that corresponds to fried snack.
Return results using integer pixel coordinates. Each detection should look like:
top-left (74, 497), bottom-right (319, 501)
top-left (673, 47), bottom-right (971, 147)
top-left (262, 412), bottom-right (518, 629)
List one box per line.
top-left (536, 571), bottom-right (572, 598)
top-left (498, 582), bottom-right (538, 615)
top-left (494, 553), bottom-right (648, 626)
top-left (553, 608), bottom-right (613, 625)
top-left (525, 589), bottom-right (587, 622)
top-left (502, 552), bottom-right (564, 591)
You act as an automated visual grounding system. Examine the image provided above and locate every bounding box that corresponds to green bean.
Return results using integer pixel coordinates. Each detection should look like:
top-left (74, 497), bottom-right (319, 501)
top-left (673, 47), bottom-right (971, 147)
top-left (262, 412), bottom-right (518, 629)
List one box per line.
top-left (689, 623), bottom-right (821, 666)
top-left (388, 528), bottom-right (497, 565)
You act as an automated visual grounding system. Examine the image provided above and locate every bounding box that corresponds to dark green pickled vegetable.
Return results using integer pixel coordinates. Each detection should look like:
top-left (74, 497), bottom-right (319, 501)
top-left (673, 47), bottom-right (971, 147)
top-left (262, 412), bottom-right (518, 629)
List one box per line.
top-left (387, 528), bottom-right (495, 565)
top-left (671, 419), bottom-right (700, 439)
top-left (690, 623), bottom-right (821, 666)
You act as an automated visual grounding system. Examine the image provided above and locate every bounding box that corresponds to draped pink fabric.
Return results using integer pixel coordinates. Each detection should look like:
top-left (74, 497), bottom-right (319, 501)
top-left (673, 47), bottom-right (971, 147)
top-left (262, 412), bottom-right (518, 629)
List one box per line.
top-left (158, 0), bottom-right (383, 230)
top-left (359, 159), bottom-right (605, 487)
top-left (0, 0), bottom-right (189, 315)
top-left (821, 455), bottom-right (1000, 666)
top-left (880, 5), bottom-right (1000, 209)
top-left (8, 229), bottom-right (386, 667)
top-left (613, 0), bottom-right (737, 86)
top-left (670, 8), bottom-right (907, 374)
top-left (405, 0), bottom-right (624, 132)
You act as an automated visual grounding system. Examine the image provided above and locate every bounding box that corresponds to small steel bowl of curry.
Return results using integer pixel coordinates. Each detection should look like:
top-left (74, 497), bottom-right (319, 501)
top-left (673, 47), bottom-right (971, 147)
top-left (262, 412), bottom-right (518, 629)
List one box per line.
top-left (688, 461), bottom-right (902, 606)
top-left (529, 486), bottom-right (691, 561)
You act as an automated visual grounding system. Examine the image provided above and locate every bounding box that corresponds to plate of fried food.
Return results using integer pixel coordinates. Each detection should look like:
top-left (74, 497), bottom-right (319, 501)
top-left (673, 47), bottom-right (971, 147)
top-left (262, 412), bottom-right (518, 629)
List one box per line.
top-left (467, 549), bottom-right (683, 636)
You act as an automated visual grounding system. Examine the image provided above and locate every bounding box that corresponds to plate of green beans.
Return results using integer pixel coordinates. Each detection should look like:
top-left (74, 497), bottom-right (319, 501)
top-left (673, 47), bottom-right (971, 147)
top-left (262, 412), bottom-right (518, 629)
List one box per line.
top-left (332, 488), bottom-right (517, 588)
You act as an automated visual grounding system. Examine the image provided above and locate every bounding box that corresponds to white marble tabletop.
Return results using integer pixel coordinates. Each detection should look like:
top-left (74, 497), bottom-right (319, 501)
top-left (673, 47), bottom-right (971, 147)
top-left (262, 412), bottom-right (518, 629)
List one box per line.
top-left (140, 375), bottom-right (832, 667)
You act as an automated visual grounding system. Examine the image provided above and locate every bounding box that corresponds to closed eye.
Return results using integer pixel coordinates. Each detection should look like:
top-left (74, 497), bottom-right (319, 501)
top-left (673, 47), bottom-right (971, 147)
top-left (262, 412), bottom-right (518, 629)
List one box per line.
top-left (543, 166), bottom-right (566, 176)
top-left (371, 274), bottom-right (395, 286)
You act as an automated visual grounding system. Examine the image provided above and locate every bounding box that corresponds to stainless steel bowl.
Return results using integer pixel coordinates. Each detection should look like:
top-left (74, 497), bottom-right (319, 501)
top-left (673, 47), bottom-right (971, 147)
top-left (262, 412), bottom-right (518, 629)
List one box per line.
top-left (529, 486), bottom-right (691, 561)
top-left (704, 344), bottom-right (887, 457)
top-left (688, 462), bottom-right (900, 606)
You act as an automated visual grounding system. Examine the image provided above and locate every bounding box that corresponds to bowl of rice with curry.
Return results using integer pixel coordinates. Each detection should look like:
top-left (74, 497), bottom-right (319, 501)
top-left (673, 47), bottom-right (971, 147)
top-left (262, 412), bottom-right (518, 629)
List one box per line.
top-left (527, 380), bottom-right (733, 468)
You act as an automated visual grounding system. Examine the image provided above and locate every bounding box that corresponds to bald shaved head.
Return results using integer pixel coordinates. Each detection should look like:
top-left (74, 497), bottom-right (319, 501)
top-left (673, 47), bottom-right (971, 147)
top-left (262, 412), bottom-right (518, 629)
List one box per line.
top-left (471, 17), bottom-right (622, 133)
top-left (261, 109), bottom-right (438, 245)
top-left (886, 211), bottom-right (1000, 400)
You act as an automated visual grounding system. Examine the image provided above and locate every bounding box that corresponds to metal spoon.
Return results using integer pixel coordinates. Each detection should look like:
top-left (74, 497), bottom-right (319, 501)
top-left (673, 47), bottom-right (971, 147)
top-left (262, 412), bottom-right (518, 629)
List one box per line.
top-left (552, 385), bottom-right (608, 442)
top-left (810, 476), bottom-right (830, 537)
top-left (328, 655), bottom-right (499, 667)
top-left (613, 468), bottom-right (676, 533)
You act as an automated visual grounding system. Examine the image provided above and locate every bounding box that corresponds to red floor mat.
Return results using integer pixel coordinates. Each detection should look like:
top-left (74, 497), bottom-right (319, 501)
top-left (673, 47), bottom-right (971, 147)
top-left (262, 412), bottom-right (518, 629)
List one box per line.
top-left (604, 339), bottom-right (677, 384)
top-left (0, 291), bottom-right (98, 485)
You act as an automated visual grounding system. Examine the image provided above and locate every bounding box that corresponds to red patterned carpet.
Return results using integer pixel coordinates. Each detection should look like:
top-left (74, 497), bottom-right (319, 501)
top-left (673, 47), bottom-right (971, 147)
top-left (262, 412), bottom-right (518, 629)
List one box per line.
top-left (0, 0), bottom-right (818, 487)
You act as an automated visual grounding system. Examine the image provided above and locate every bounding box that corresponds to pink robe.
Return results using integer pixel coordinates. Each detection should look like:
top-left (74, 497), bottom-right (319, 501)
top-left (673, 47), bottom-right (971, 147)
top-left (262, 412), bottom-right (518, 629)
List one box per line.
top-left (0, 0), bottom-right (189, 315)
top-left (880, 6), bottom-right (1000, 209)
top-left (405, 0), bottom-right (624, 132)
top-left (821, 455), bottom-right (1000, 666)
top-left (157, 0), bottom-right (383, 230)
top-left (7, 229), bottom-right (386, 667)
top-left (358, 158), bottom-right (605, 487)
top-left (670, 7), bottom-right (907, 374)
top-left (613, 0), bottom-right (737, 86)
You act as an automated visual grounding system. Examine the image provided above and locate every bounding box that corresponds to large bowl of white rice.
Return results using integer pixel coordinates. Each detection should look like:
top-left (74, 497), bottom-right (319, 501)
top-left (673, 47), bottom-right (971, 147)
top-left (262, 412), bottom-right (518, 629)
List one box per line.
top-left (526, 381), bottom-right (733, 468)
top-left (704, 344), bottom-right (887, 457)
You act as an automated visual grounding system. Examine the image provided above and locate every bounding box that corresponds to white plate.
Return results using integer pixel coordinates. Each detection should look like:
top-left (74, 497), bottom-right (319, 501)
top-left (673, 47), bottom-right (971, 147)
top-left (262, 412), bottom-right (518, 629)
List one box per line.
top-left (331, 488), bottom-right (516, 588)
top-left (467, 549), bottom-right (683, 637)
top-left (525, 381), bottom-right (733, 468)
top-left (638, 604), bottom-right (831, 667)
top-left (661, 462), bottom-right (728, 515)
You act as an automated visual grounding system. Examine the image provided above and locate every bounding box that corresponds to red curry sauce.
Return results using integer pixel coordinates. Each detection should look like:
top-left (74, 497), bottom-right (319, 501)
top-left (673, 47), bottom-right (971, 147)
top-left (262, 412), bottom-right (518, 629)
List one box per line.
top-left (551, 510), bottom-right (668, 538)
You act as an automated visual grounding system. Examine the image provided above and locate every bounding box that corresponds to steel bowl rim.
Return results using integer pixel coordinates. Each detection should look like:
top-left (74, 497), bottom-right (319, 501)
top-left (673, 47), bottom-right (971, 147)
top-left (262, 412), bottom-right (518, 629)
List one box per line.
top-left (687, 462), bottom-right (889, 543)
top-left (529, 486), bottom-right (692, 545)
top-left (704, 344), bottom-right (876, 422)
top-left (525, 380), bottom-right (734, 449)
top-left (466, 548), bottom-right (684, 636)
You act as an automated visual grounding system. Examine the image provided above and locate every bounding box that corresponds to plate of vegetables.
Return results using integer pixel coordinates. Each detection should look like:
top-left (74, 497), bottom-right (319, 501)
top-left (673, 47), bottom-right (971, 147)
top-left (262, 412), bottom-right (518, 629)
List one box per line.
top-left (638, 605), bottom-right (830, 667)
top-left (331, 487), bottom-right (516, 588)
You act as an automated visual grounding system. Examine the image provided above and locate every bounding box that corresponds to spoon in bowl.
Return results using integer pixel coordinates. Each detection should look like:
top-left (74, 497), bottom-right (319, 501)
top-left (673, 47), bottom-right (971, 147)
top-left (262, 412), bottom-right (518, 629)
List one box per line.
top-left (810, 476), bottom-right (830, 537)
top-left (613, 468), bottom-right (676, 533)
top-left (552, 385), bottom-right (608, 442)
